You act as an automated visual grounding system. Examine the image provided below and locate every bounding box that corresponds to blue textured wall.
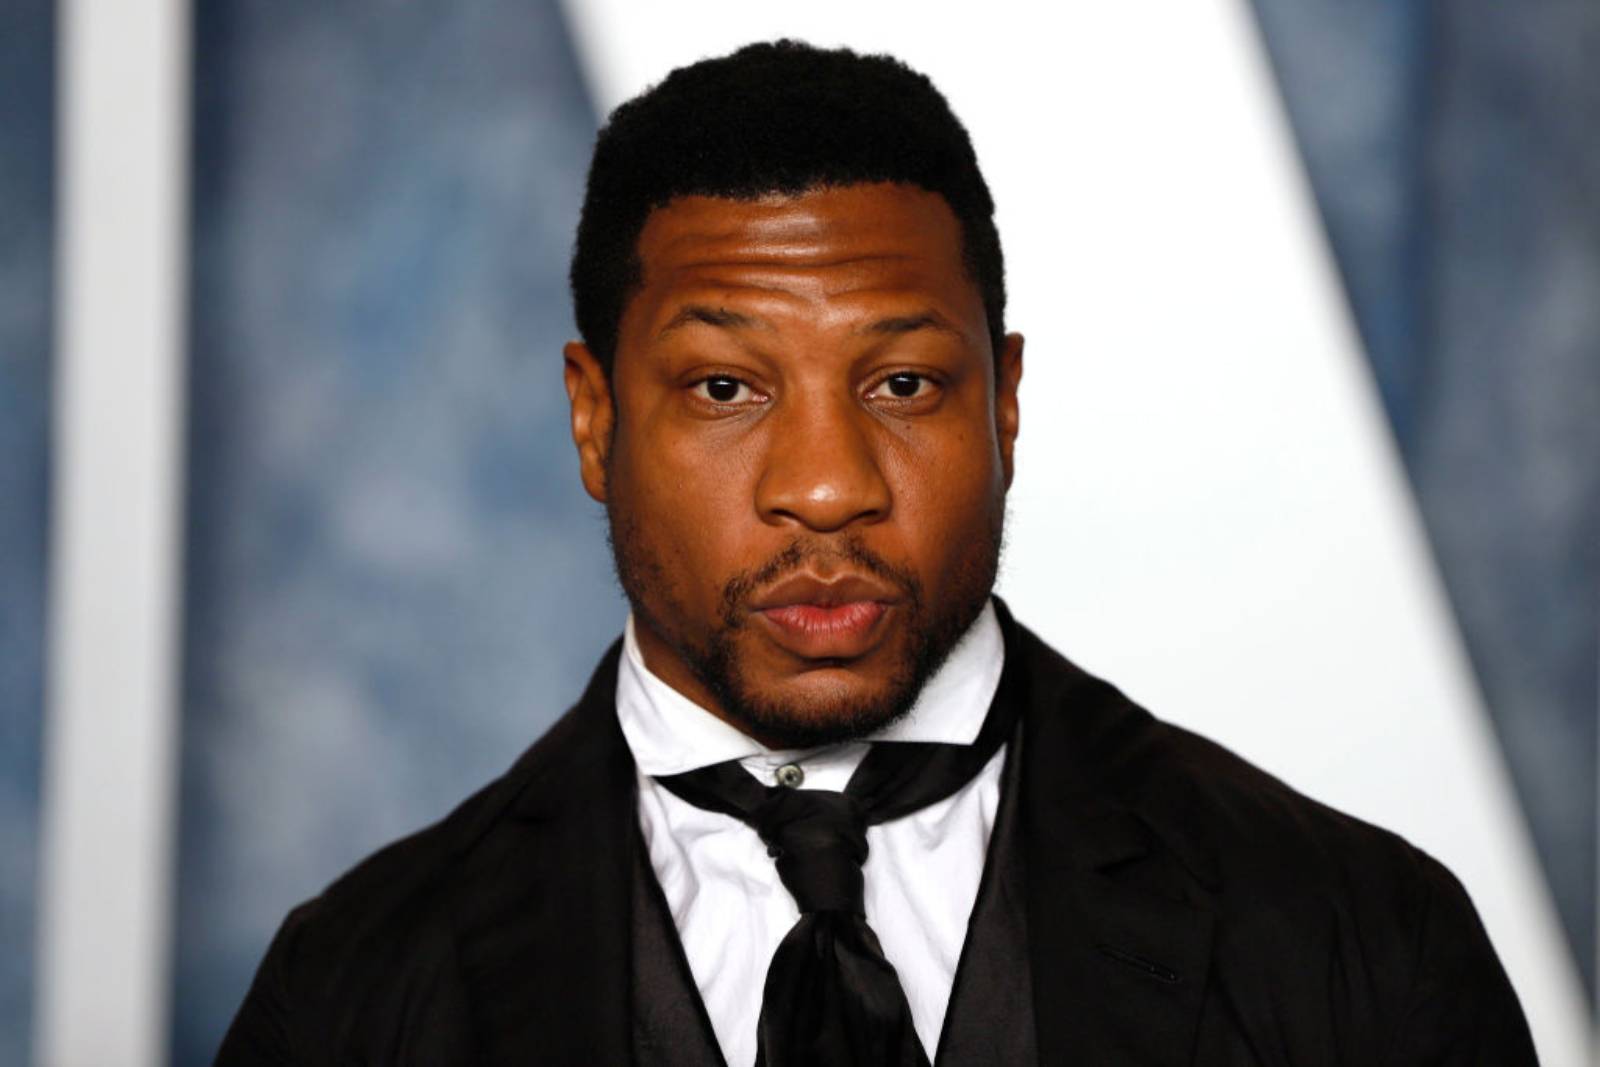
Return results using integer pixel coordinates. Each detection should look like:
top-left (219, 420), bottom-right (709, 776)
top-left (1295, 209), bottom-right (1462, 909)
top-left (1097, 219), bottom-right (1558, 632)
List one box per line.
top-left (1253, 0), bottom-right (1600, 996)
top-left (0, 2), bottom-right (53, 1063)
top-left (172, 2), bottom-right (610, 1060)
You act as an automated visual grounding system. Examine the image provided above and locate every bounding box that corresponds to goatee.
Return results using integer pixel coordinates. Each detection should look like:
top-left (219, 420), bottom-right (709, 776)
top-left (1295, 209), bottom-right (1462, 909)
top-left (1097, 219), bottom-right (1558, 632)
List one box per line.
top-left (608, 510), bottom-right (1003, 749)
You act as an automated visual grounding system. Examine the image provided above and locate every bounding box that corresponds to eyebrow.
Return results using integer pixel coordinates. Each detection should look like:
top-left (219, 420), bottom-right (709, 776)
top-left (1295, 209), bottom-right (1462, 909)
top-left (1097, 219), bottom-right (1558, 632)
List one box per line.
top-left (857, 312), bottom-right (965, 338)
top-left (656, 305), bottom-right (766, 339)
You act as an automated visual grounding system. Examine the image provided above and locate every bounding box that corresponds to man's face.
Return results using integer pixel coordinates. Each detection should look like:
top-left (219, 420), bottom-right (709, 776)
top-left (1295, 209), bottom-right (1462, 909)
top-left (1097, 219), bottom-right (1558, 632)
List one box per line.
top-left (565, 182), bottom-right (1023, 748)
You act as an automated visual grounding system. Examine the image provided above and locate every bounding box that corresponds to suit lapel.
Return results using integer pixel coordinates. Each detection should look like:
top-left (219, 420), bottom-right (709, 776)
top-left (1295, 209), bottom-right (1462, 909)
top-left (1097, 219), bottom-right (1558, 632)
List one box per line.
top-left (452, 641), bottom-right (638, 1065)
top-left (1004, 611), bottom-right (1217, 1066)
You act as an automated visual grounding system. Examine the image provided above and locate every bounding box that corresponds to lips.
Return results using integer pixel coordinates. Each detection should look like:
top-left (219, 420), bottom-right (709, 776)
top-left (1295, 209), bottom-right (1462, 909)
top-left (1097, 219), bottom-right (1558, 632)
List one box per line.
top-left (748, 573), bottom-right (901, 660)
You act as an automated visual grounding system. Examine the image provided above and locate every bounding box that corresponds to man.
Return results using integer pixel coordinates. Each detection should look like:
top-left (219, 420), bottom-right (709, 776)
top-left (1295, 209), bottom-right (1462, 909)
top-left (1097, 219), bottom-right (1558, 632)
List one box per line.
top-left (218, 41), bottom-right (1536, 1065)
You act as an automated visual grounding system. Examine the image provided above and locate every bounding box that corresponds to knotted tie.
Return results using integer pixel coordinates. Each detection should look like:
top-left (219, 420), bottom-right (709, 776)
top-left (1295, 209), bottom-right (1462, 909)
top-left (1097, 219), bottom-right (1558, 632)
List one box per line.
top-left (656, 689), bottom-right (1016, 1067)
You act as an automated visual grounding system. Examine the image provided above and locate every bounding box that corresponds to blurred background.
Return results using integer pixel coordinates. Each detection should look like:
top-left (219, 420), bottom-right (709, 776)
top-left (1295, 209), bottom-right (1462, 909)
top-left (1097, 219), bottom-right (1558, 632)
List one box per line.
top-left (3, 0), bottom-right (1595, 1063)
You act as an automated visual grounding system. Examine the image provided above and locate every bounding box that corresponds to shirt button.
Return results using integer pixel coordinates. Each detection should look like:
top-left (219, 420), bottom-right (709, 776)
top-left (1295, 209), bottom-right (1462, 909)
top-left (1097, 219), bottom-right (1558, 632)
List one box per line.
top-left (775, 763), bottom-right (805, 789)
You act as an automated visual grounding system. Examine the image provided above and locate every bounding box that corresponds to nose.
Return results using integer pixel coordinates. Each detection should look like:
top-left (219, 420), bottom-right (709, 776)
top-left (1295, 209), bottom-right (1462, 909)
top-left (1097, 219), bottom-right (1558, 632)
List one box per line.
top-left (755, 392), bottom-right (892, 533)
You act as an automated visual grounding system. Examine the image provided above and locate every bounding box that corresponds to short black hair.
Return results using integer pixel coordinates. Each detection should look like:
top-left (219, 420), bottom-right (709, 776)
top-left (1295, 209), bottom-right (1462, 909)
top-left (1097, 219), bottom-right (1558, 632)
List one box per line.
top-left (569, 40), bottom-right (1006, 372)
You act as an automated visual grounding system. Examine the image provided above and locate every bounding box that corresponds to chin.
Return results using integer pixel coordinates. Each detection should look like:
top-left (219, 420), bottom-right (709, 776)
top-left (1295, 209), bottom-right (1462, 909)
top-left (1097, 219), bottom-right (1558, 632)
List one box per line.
top-left (718, 669), bottom-right (919, 750)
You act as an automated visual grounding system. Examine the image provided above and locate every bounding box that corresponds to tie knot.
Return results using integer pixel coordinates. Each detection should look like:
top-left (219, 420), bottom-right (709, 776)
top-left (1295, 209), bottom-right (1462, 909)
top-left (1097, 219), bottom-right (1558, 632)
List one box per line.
top-left (753, 789), bottom-right (869, 915)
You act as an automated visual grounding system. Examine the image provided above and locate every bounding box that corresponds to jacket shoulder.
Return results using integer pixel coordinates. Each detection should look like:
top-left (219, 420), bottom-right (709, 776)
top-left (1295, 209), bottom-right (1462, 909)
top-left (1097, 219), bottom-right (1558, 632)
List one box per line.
top-left (298, 689), bottom-right (591, 925)
top-left (1020, 620), bottom-right (1433, 900)
top-left (1140, 716), bottom-right (1535, 1061)
top-left (1017, 625), bottom-right (1533, 1061)
top-left (215, 673), bottom-right (616, 1065)
top-left (1146, 714), bottom-right (1427, 892)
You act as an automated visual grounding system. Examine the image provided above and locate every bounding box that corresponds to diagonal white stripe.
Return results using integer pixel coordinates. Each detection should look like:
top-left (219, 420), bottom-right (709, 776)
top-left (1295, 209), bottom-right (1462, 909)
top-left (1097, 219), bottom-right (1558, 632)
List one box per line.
top-left (34, 0), bottom-right (191, 1063)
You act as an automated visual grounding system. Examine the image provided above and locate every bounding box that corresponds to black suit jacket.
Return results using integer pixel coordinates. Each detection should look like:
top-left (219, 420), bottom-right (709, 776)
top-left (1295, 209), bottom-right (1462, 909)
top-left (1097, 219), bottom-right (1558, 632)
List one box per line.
top-left (217, 609), bottom-right (1537, 1065)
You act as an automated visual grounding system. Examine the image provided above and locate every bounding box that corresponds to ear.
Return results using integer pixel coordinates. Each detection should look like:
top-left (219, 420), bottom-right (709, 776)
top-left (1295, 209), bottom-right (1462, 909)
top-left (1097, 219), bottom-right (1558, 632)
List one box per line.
top-left (564, 340), bottom-right (614, 504)
top-left (995, 332), bottom-right (1024, 488)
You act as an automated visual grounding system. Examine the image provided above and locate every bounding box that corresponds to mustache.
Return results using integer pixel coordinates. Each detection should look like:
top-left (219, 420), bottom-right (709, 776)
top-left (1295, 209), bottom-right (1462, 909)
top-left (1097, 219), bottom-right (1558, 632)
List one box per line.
top-left (718, 537), bottom-right (922, 625)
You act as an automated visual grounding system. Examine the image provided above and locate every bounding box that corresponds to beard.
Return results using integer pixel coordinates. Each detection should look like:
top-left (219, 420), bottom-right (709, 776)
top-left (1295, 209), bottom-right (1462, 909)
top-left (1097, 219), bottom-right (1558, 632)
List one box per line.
top-left (606, 504), bottom-right (1005, 750)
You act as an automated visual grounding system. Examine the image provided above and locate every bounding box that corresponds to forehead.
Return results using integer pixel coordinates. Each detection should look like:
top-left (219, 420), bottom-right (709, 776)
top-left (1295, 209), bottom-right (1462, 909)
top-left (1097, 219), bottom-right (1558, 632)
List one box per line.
top-left (622, 183), bottom-right (984, 340)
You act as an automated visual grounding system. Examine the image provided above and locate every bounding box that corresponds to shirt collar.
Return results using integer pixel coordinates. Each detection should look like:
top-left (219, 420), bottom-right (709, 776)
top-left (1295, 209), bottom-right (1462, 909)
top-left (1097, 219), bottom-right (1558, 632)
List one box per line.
top-left (615, 600), bottom-right (1005, 778)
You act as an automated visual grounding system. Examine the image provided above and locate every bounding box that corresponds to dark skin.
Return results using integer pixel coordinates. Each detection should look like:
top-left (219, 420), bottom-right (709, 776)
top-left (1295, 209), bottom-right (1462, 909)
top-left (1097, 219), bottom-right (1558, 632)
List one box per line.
top-left (565, 182), bottom-right (1023, 748)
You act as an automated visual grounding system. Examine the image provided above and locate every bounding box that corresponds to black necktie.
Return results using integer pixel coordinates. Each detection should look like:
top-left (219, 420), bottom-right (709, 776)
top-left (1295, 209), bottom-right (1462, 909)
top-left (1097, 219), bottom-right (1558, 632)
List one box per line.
top-left (655, 686), bottom-right (1017, 1067)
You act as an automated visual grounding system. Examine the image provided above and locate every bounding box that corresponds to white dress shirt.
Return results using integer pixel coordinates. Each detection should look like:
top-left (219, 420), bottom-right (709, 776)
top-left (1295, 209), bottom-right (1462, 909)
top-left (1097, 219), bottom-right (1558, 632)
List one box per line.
top-left (615, 602), bottom-right (1006, 1067)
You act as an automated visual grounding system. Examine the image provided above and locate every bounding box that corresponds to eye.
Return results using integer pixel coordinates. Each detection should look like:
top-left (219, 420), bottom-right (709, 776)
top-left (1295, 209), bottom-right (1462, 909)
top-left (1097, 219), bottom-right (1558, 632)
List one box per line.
top-left (868, 373), bottom-right (935, 401)
top-left (692, 375), bottom-right (761, 405)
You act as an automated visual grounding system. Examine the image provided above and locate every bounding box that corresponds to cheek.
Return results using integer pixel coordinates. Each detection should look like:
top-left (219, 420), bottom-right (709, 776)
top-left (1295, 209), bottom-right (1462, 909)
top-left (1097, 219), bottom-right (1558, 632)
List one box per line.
top-left (613, 419), bottom-right (762, 583)
top-left (880, 422), bottom-right (1004, 574)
